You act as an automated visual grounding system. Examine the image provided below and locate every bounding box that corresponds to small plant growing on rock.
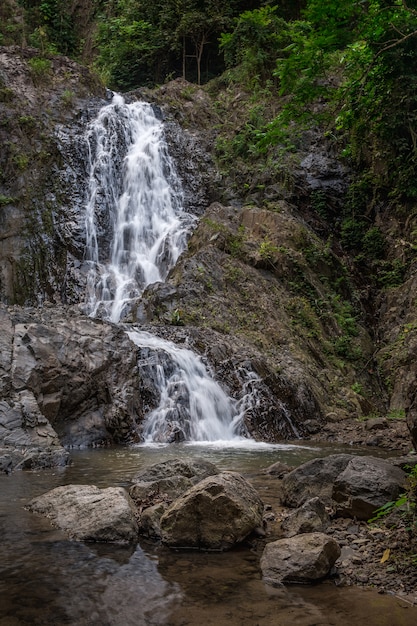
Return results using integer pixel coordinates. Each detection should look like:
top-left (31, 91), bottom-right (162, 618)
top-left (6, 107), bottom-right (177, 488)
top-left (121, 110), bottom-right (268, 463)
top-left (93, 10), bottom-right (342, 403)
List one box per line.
top-left (61, 89), bottom-right (75, 107)
top-left (369, 465), bottom-right (417, 541)
top-left (229, 225), bottom-right (246, 257)
top-left (28, 57), bottom-right (52, 83)
top-left (387, 408), bottom-right (406, 420)
top-left (259, 238), bottom-right (279, 265)
top-left (0, 194), bottom-right (14, 206)
top-left (171, 308), bottom-right (184, 326)
top-left (351, 382), bottom-right (363, 395)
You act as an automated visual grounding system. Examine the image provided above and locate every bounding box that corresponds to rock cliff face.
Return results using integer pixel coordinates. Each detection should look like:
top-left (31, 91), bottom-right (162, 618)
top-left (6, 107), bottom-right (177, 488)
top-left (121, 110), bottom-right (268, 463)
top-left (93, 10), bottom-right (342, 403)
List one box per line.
top-left (0, 48), bottom-right (416, 464)
top-left (0, 304), bottom-right (142, 469)
top-left (0, 46), bottom-right (106, 304)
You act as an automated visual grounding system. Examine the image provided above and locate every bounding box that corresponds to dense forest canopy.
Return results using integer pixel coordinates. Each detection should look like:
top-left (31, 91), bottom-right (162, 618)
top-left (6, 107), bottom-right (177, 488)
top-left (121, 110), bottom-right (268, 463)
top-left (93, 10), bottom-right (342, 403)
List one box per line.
top-left (1, 0), bottom-right (417, 206)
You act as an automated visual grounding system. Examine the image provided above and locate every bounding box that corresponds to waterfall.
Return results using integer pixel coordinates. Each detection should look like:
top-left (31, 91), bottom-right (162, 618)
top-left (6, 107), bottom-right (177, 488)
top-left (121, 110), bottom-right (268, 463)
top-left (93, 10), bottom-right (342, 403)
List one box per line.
top-left (82, 95), bottom-right (273, 444)
top-left (127, 331), bottom-right (250, 443)
top-left (83, 94), bottom-right (194, 323)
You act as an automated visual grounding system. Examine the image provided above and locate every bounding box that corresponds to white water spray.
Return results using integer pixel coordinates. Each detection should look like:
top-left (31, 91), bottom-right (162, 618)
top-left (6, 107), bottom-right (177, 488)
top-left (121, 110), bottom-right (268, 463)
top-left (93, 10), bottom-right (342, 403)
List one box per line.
top-left (82, 95), bottom-right (295, 444)
top-left (84, 94), bottom-right (194, 322)
top-left (128, 331), bottom-right (251, 443)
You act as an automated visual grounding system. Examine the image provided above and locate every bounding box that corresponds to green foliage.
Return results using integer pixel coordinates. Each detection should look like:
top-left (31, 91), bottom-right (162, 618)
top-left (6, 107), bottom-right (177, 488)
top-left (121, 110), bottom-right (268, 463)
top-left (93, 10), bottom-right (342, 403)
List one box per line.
top-left (229, 224), bottom-right (246, 257)
top-left (368, 494), bottom-right (409, 524)
top-left (286, 296), bottom-right (320, 338)
top-left (61, 89), bottom-right (75, 107)
top-left (375, 260), bottom-right (407, 288)
top-left (220, 6), bottom-right (288, 88)
top-left (21, 0), bottom-right (80, 55)
top-left (95, 12), bottom-right (161, 89)
top-left (0, 87), bottom-right (14, 102)
top-left (259, 238), bottom-right (279, 264)
top-left (12, 152), bottom-right (30, 170)
top-left (362, 226), bottom-right (386, 259)
top-left (94, 0), bottom-right (246, 88)
top-left (0, 0), bottom-right (25, 46)
top-left (335, 1), bottom-right (417, 199)
top-left (28, 56), bottom-right (52, 82)
top-left (351, 382), bottom-right (363, 395)
top-left (387, 408), bottom-right (406, 420)
top-left (239, 0), bottom-right (417, 203)
top-left (369, 464), bottom-right (417, 534)
top-left (171, 308), bottom-right (185, 326)
top-left (0, 195), bottom-right (15, 206)
top-left (310, 189), bottom-right (329, 220)
top-left (340, 217), bottom-right (367, 251)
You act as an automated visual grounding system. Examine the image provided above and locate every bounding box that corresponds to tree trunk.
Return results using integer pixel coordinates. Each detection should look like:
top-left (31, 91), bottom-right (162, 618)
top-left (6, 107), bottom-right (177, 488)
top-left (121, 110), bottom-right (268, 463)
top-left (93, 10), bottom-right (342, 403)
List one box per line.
top-left (196, 35), bottom-right (207, 86)
top-left (182, 36), bottom-right (186, 80)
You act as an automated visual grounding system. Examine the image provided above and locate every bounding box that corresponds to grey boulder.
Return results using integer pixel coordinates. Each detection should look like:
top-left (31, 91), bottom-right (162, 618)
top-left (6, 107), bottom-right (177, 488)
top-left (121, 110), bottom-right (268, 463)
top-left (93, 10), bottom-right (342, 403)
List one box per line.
top-left (260, 532), bottom-right (341, 585)
top-left (27, 484), bottom-right (139, 544)
top-left (332, 455), bottom-right (406, 520)
top-left (281, 497), bottom-right (330, 537)
top-left (160, 471), bottom-right (264, 550)
top-left (129, 458), bottom-right (219, 506)
top-left (281, 454), bottom-right (353, 507)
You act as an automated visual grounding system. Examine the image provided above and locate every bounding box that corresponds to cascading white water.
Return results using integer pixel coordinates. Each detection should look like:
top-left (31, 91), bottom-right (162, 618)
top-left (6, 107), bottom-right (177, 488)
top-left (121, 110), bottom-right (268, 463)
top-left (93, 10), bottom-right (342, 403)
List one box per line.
top-left (84, 94), bottom-right (194, 323)
top-left (82, 95), bottom-right (287, 445)
top-left (128, 331), bottom-right (250, 443)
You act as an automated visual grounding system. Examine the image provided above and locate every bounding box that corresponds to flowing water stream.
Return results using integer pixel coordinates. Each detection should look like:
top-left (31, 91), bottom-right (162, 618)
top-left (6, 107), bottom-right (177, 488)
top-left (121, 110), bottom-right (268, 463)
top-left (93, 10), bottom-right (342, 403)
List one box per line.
top-left (127, 330), bottom-right (254, 443)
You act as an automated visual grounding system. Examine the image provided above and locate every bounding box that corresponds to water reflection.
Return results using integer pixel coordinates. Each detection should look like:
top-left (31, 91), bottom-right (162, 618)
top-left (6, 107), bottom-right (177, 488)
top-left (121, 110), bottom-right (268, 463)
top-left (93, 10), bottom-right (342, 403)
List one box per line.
top-left (0, 443), bottom-right (415, 625)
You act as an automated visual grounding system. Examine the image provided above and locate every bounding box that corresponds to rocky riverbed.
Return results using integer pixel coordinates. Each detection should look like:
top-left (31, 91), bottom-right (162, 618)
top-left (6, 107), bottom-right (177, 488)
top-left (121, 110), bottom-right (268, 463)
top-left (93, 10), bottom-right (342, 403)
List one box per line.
top-left (256, 450), bottom-right (417, 605)
top-left (22, 449), bottom-right (417, 607)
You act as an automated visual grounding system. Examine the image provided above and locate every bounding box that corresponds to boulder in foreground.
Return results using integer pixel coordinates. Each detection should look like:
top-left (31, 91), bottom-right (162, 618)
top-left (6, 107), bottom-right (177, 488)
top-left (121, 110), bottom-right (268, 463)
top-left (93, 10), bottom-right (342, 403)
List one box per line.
top-left (27, 484), bottom-right (139, 544)
top-left (260, 532), bottom-right (341, 585)
top-left (281, 497), bottom-right (330, 537)
top-left (332, 455), bottom-right (406, 520)
top-left (160, 471), bottom-right (264, 550)
top-left (281, 454), bottom-right (353, 508)
top-left (129, 458), bottom-right (219, 506)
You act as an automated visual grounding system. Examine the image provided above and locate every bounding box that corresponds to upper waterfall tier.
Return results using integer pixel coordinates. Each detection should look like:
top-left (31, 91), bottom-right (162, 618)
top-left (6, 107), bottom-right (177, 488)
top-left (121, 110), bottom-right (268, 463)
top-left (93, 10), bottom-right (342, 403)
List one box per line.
top-left (83, 94), bottom-right (195, 323)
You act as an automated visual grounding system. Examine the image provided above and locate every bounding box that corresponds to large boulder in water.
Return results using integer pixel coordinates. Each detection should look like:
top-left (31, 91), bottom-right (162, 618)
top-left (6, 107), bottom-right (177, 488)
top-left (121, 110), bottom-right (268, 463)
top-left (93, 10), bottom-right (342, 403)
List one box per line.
top-left (160, 471), bottom-right (264, 550)
top-left (26, 484), bottom-right (139, 544)
top-left (260, 533), bottom-right (341, 585)
top-left (332, 456), bottom-right (406, 520)
top-left (130, 458), bottom-right (219, 506)
top-left (130, 458), bottom-right (220, 538)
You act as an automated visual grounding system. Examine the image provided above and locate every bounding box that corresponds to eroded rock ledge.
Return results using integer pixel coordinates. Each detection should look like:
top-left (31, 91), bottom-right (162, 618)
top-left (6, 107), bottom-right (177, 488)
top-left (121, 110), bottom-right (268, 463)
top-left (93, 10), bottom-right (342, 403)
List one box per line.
top-left (0, 304), bottom-right (323, 471)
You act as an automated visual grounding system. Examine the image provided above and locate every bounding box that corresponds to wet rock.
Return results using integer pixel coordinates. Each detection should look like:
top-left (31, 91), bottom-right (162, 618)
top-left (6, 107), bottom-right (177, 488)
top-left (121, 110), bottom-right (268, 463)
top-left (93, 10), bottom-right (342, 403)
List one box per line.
top-left (0, 395), bottom-right (68, 472)
top-left (139, 502), bottom-right (169, 539)
top-left (129, 458), bottom-right (219, 507)
top-left (281, 454), bottom-right (353, 508)
top-left (27, 484), bottom-right (139, 544)
top-left (281, 497), bottom-right (330, 537)
top-left (407, 408), bottom-right (417, 452)
top-left (260, 532), bottom-right (341, 585)
top-left (160, 471), bottom-right (264, 550)
top-left (0, 454), bottom-right (13, 473)
top-left (365, 418), bottom-right (388, 431)
top-left (130, 475), bottom-right (193, 509)
top-left (263, 461), bottom-right (292, 477)
top-left (332, 456), bottom-right (407, 520)
top-left (0, 305), bottom-right (142, 461)
top-left (0, 47), bottom-right (105, 306)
